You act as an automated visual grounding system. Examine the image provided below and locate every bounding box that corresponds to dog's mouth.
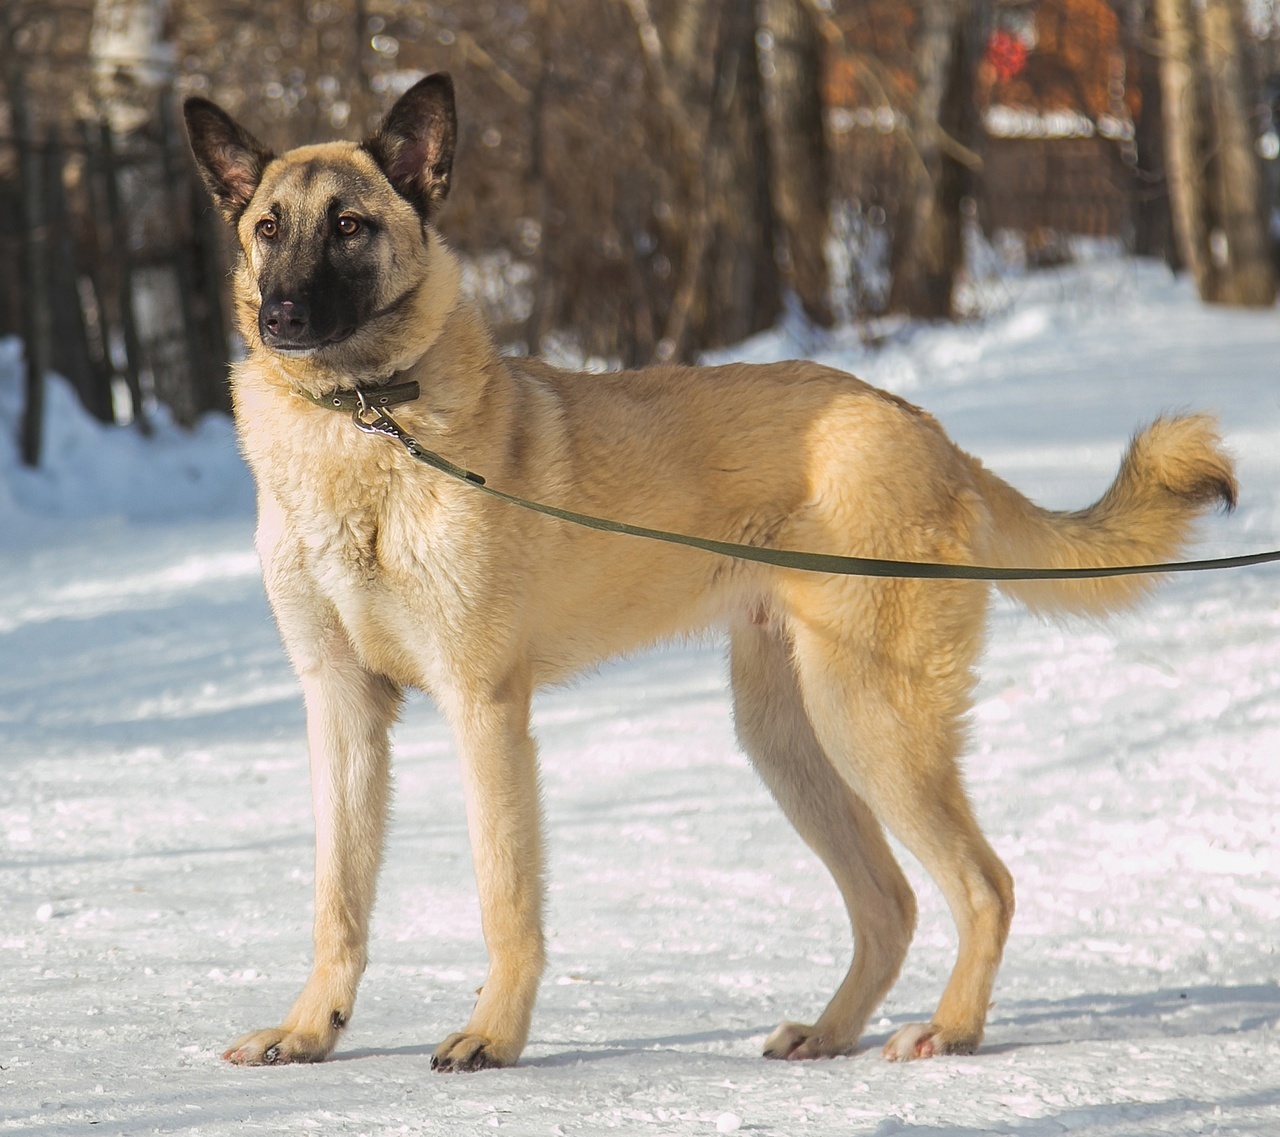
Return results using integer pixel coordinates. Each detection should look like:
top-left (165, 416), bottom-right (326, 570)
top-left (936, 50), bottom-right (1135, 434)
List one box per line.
top-left (265, 325), bottom-right (358, 356)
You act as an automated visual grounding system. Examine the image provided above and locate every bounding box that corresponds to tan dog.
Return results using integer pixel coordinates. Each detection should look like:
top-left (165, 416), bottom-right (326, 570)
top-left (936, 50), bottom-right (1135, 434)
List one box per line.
top-left (184, 74), bottom-right (1236, 1071)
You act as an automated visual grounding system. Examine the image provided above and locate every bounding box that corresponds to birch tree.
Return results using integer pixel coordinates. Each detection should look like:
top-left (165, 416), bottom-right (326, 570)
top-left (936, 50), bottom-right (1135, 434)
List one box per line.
top-left (90, 0), bottom-right (173, 132)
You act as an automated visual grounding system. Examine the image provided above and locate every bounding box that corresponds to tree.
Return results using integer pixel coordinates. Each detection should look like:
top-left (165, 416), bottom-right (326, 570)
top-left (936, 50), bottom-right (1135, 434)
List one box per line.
top-left (1153, 0), bottom-right (1276, 306)
top-left (1129, 0), bottom-right (1179, 265)
top-left (1200, 0), bottom-right (1275, 305)
top-left (888, 0), bottom-right (977, 319)
top-left (760, 0), bottom-right (834, 327)
top-left (90, 0), bottom-right (173, 133)
top-left (622, 0), bottom-right (781, 361)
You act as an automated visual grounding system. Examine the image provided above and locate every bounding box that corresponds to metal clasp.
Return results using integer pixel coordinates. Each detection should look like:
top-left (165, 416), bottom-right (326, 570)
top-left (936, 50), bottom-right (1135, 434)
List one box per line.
top-left (352, 387), bottom-right (402, 439)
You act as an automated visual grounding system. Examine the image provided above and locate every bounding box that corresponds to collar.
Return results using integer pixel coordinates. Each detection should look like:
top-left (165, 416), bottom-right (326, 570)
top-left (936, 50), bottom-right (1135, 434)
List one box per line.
top-left (300, 378), bottom-right (421, 413)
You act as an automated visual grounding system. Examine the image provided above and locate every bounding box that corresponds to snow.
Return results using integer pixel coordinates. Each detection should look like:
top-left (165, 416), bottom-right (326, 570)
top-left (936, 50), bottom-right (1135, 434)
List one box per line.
top-left (0, 337), bottom-right (254, 537)
top-left (2, 255), bottom-right (1279, 1135)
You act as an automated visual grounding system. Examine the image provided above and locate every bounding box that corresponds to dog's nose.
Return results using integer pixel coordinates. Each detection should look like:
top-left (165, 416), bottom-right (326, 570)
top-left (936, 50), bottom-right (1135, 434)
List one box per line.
top-left (260, 298), bottom-right (311, 342)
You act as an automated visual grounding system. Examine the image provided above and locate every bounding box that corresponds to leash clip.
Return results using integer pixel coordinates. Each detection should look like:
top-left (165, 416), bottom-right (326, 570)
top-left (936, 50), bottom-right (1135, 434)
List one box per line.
top-left (352, 387), bottom-right (404, 440)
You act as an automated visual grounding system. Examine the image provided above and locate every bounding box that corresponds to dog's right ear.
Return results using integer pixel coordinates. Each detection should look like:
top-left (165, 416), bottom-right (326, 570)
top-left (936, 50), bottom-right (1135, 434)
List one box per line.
top-left (183, 97), bottom-right (274, 223)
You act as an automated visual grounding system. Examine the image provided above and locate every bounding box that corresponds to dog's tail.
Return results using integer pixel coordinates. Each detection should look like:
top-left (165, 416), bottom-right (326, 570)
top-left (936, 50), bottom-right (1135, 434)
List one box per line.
top-left (970, 414), bottom-right (1237, 616)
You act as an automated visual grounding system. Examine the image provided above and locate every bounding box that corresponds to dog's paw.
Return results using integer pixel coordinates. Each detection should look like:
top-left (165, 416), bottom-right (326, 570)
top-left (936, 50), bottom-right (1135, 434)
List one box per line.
top-left (222, 1027), bottom-right (335, 1066)
top-left (430, 1031), bottom-right (514, 1072)
top-left (881, 1022), bottom-right (979, 1062)
top-left (762, 1021), bottom-right (850, 1061)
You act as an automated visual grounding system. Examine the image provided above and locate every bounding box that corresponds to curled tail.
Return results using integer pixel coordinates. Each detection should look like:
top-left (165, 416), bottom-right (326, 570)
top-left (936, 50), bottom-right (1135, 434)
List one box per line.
top-left (971, 414), bottom-right (1237, 616)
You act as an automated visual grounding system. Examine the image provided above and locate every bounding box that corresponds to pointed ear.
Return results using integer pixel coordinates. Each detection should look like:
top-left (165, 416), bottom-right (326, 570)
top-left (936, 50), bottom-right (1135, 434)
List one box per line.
top-left (183, 97), bottom-right (274, 223)
top-left (363, 73), bottom-right (457, 219)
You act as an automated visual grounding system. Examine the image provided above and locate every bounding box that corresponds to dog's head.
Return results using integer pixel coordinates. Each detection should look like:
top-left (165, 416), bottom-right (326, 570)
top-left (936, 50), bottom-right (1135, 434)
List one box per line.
top-left (184, 74), bottom-right (457, 372)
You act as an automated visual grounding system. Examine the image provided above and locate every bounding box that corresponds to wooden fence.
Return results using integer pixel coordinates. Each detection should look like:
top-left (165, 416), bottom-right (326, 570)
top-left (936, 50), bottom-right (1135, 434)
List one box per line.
top-left (981, 135), bottom-right (1134, 241)
top-left (0, 93), bottom-right (231, 466)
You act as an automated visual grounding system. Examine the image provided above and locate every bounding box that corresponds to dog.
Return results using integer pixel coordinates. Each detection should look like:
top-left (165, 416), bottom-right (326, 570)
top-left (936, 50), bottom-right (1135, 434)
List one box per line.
top-left (184, 73), bottom-right (1236, 1071)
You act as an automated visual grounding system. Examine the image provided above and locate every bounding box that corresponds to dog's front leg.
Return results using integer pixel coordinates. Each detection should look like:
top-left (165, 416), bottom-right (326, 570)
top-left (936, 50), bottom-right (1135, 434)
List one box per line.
top-left (224, 639), bottom-right (401, 1065)
top-left (432, 679), bottom-right (545, 1071)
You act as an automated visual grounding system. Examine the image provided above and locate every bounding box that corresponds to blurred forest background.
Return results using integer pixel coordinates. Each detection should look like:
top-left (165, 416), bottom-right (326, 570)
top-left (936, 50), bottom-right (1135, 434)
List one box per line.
top-left (2, 0), bottom-right (1279, 466)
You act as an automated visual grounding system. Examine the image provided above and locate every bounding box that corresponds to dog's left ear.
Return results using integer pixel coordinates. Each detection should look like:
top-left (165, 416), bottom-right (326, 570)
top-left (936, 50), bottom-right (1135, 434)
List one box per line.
top-left (364, 73), bottom-right (457, 219)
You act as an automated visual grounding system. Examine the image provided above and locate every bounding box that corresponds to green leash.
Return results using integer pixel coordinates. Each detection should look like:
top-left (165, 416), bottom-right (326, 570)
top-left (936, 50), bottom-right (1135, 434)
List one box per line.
top-left (308, 382), bottom-right (1280, 582)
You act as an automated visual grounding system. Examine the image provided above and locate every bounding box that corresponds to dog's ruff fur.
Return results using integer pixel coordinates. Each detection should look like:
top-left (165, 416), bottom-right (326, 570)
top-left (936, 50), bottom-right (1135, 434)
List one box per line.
top-left (185, 74), bottom-right (1237, 1072)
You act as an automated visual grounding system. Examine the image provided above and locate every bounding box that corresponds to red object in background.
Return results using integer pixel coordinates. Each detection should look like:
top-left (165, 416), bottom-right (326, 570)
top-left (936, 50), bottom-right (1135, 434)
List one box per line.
top-left (986, 29), bottom-right (1029, 83)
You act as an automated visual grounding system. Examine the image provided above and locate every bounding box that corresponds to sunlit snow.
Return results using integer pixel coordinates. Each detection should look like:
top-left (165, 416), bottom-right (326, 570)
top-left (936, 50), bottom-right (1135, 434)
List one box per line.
top-left (2, 254), bottom-right (1279, 1134)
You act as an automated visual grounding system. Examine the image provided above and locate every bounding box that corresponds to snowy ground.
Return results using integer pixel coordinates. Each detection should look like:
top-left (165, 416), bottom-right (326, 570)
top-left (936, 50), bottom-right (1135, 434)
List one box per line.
top-left (2, 256), bottom-right (1279, 1135)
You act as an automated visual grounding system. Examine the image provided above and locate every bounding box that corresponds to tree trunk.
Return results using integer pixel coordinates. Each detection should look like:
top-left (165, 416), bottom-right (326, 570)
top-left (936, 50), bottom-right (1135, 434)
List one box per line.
top-left (16, 125), bottom-right (50, 466)
top-left (759, 0), bottom-right (833, 327)
top-left (90, 0), bottom-right (173, 133)
top-left (1153, 0), bottom-right (1215, 296)
top-left (1, 14), bottom-right (50, 466)
top-left (522, 0), bottom-right (556, 357)
top-left (1200, 0), bottom-right (1276, 306)
top-left (46, 137), bottom-right (116, 424)
top-left (1130, 0), bottom-right (1179, 266)
top-left (99, 120), bottom-right (151, 432)
top-left (697, 0), bottom-right (780, 348)
top-left (634, 0), bottom-right (780, 361)
top-left (888, 0), bottom-right (974, 320)
top-left (1154, 0), bottom-right (1276, 306)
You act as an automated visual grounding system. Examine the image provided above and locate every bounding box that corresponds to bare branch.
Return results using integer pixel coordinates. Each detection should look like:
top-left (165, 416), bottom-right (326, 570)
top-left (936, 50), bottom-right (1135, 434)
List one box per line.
top-left (453, 27), bottom-right (532, 107)
top-left (619, 0), bottom-right (701, 163)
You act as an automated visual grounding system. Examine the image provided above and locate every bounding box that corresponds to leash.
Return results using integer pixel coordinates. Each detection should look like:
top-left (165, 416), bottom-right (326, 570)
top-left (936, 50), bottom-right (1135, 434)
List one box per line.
top-left (306, 382), bottom-right (1280, 582)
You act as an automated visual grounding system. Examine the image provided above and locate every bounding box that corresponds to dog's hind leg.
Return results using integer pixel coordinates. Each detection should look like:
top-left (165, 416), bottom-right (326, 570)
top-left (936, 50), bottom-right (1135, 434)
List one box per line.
top-left (431, 671), bottom-right (546, 1072)
top-left (730, 620), bottom-right (917, 1060)
top-left (224, 634), bottom-right (402, 1065)
top-left (787, 590), bottom-right (1015, 1061)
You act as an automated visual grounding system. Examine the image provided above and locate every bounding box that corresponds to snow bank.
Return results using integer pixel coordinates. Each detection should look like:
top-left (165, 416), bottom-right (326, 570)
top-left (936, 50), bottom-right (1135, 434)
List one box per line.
top-left (0, 337), bottom-right (253, 539)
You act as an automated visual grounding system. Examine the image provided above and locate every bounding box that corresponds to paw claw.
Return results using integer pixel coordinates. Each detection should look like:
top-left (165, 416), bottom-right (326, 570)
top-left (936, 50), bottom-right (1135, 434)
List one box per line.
top-left (762, 1021), bottom-right (850, 1061)
top-left (882, 1022), bottom-right (933, 1062)
top-left (763, 1021), bottom-right (808, 1060)
top-left (222, 1027), bottom-right (333, 1066)
top-left (431, 1031), bottom-right (509, 1072)
top-left (882, 1022), bottom-right (979, 1062)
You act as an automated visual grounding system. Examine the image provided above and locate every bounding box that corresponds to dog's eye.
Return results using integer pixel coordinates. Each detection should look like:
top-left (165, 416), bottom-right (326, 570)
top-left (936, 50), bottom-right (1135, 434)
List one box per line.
top-left (257, 218), bottom-right (278, 240)
top-left (336, 215), bottom-right (362, 237)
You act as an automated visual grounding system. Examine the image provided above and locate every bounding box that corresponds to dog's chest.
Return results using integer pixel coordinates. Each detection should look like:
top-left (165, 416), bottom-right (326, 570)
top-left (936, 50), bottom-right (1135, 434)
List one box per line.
top-left (300, 497), bottom-right (456, 683)
top-left (256, 424), bottom-right (458, 684)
